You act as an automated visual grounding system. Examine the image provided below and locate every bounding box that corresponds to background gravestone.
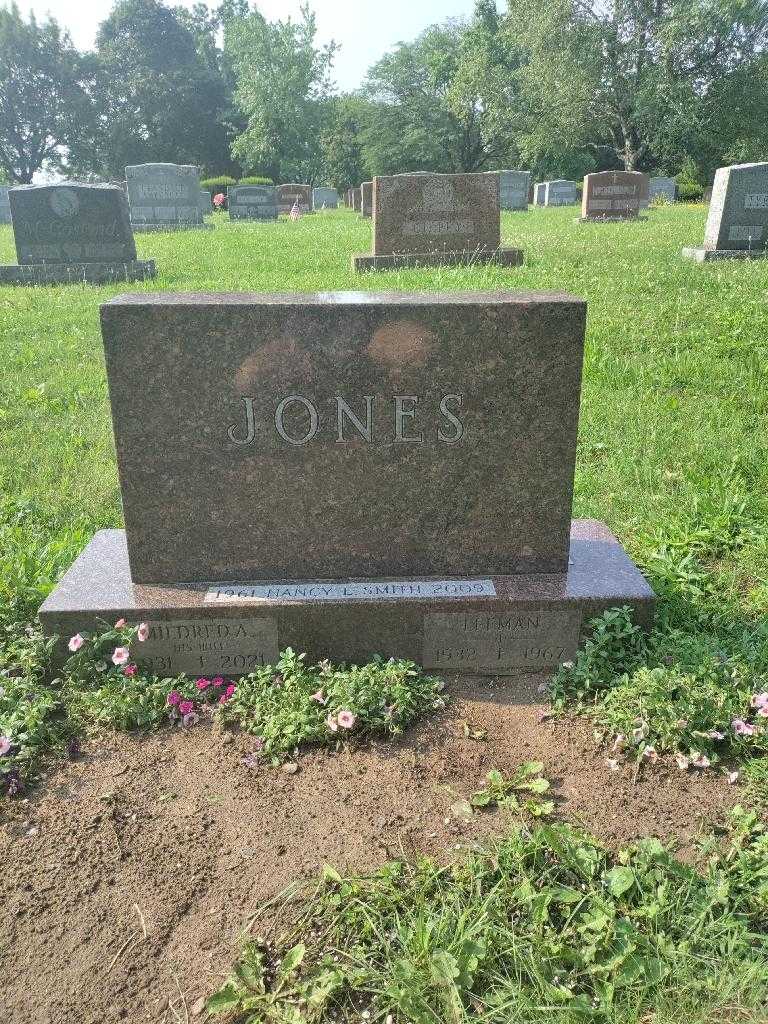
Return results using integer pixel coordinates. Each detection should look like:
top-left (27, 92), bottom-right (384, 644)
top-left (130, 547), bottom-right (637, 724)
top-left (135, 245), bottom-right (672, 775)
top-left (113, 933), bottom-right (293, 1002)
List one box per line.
top-left (277, 183), bottom-right (312, 214)
top-left (229, 185), bottom-right (278, 221)
top-left (40, 291), bottom-right (653, 677)
top-left (0, 186), bottom-right (11, 225)
top-left (579, 171), bottom-right (647, 221)
top-left (543, 180), bottom-right (578, 206)
top-left (647, 176), bottom-right (676, 204)
top-left (353, 172), bottom-right (523, 270)
top-left (313, 186), bottom-right (339, 209)
top-left (533, 182), bottom-right (546, 206)
top-left (352, 187), bottom-right (362, 213)
top-left (1, 183), bottom-right (155, 284)
top-left (361, 181), bottom-right (373, 217)
top-left (494, 170), bottom-right (530, 210)
top-left (683, 161), bottom-right (768, 261)
top-left (199, 190), bottom-right (212, 215)
top-left (126, 163), bottom-right (211, 231)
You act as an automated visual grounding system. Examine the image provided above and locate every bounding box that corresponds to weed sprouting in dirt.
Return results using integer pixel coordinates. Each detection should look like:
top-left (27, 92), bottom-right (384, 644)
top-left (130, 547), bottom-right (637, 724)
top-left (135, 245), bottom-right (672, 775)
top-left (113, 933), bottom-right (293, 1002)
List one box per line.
top-left (211, 807), bottom-right (768, 1024)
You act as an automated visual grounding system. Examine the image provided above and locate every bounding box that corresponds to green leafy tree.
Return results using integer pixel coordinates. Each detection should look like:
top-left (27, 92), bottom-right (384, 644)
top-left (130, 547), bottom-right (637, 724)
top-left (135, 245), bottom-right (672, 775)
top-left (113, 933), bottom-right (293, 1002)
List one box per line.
top-left (505, 0), bottom-right (768, 172)
top-left (70, 0), bottom-right (233, 178)
top-left (226, 3), bottom-right (336, 183)
top-left (0, 3), bottom-right (92, 182)
top-left (321, 95), bottom-right (368, 191)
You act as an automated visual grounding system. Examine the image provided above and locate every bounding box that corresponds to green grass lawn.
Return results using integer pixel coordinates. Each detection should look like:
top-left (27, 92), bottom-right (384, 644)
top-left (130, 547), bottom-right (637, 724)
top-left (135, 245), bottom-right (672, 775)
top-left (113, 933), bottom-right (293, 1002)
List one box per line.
top-left (2, 204), bottom-right (768, 1022)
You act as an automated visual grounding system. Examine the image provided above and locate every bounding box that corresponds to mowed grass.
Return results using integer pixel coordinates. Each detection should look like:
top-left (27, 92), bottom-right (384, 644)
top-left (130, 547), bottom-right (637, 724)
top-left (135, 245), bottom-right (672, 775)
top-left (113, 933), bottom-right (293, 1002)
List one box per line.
top-left (1, 204), bottom-right (767, 613)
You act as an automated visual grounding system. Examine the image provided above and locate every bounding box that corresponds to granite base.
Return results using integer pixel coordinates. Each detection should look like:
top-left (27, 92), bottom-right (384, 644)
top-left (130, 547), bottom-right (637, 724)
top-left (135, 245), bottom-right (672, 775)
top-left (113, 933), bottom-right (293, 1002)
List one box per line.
top-left (131, 223), bottom-right (214, 232)
top-left (576, 215), bottom-right (647, 223)
top-left (352, 248), bottom-right (524, 271)
top-left (682, 247), bottom-right (768, 262)
top-left (0, 260), bottom-right (156, 285)
top-left (39, 520), bottom-right (654, 680)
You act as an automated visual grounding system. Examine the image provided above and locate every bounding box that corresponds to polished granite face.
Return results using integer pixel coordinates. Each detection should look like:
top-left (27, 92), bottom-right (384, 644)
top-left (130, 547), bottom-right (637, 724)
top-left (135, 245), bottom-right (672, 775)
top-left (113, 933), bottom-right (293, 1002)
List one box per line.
top-left (125, 163), bottom-right (204, 226)
top-left (39, 520), bottom-right (656, 678)
top-left (277, 184), bottom-right (312, 213)
top-left (100, 291), bottom-right (585, 584)
top-left (228, 185), bottom-right (278, 221)
top-left (494, 170), bottom-right (531, 210)
top-left (581, 171), bottom-right (647, 219)
top-left (8, 183), bottom-right (137, 264)
top-left (372, 173), bottom-right (501, 256)
top-left (313, 187), bottom-right (339, 209)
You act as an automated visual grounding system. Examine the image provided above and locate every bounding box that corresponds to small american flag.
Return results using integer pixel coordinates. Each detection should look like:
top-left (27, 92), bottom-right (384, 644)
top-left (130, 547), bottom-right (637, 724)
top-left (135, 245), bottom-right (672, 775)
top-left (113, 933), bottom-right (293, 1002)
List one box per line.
top-left (289, 201), bottom-right (301, 221)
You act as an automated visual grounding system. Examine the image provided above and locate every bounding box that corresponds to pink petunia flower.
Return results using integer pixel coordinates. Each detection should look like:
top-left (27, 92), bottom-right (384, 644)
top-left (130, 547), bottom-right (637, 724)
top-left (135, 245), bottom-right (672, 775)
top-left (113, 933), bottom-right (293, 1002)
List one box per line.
top-left (750, 692), bottom-right (768, 709)
top-left (675, 753), bottom-right (690, 771)
top-left (225, 684), bottom-right (236, 698)
top-left (732, 718), bottom-right (756, 736)
top-left (326, 714), bottom-right (338, 732)
top-left (212, 677), bottom-right (225, 688)
top-left (114, 618), bottom-right (126, 628)
top-left (727, 770), bottom-right (740, 785)
top-left (757, 706), bottom-right (768, 718)
top-left (68, 633), bottom-right (84, 652)
top-left (0, 736), bottom-right (11, 756)
top-left (218, 694), bottom-right (229, 705)
top-left (137, 622), bottom-right (149, 642)
top-left (123, 664), bottom-right (137, 677)
top-left (167, 690), bottom-right (182, 706)
top-left (182, 712), bottom-right (199, 727)
top-left (112, 647), bottom-right (130, 666)
top-left (196, 678), bottom-right (211, 690)
top-left (691, 751), bottom-right (710, 768)
top-left (310, 689), bottom-right (325, 704)
top-left (179, 700), bottom-right (195, 716)
top-left (337, 710), bottom-right (356, 729)
top-left (706, 730), bottom-right (725, 740)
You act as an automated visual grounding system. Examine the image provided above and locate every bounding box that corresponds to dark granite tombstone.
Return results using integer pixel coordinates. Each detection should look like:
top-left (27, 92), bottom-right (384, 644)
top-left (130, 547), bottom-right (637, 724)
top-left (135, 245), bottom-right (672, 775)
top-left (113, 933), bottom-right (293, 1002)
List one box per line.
top-left (40, 291), bottom-right (653, 680)
top-left (126, 163), bottom-right (212, 231)
top-left (313, 186), bottom-right (339, 209)
top-left (0, 186), bottom-right (10, 225)
top-left (352, 187), bottom-right (362, 213)
top-left (361, 181), bottom-right (372, 217)
top-left (277, 183), bottom-right (312, 215)
top-left (683, 162), bottom-right (768, 261)
top-left (0, 183), bottom-right (155, 285)
top-left (228, 185), bottom-right (278, 221)
top-left (199, 190), bottom-right (213, 215)
top-left (579, 171), bottom-right (647, 221)
top-left (353, 172), bottom-right (523, 271)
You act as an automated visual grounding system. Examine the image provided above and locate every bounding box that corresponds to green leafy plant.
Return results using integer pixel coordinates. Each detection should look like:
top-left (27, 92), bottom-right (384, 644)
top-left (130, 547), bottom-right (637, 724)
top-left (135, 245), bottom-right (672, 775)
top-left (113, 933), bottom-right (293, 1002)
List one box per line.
top-left (469, 763), bottom-right (554, 817)
top-left (212, 811), bottom-right (768, 1023)
top-left (238, 175), bottom-right (273, 185)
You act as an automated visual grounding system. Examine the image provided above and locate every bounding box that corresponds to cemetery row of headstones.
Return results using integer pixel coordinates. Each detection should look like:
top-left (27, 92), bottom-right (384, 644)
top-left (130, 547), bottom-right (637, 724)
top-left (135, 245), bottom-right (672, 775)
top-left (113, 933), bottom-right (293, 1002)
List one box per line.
top-left (0, 162), bottom-right (765, 286)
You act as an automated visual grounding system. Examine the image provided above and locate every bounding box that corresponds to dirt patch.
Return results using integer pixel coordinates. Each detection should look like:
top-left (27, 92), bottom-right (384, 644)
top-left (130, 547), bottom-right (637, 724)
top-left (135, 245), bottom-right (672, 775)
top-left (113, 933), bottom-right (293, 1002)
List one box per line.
top-left (0, 680), bottom-right (739, 1023)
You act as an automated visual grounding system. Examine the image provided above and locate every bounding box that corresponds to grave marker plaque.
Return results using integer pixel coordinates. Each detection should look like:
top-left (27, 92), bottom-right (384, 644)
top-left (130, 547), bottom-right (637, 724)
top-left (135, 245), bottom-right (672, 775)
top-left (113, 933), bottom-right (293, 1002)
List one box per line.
top-left (229, 185), bottom-right (279, 221)
top-left (126, 163), bottom-right (212, 231)
top-left (683, 162), bottom-right (768, 261)
top-left (579, 171), bottom-right (647, 221)
top-left (277, 183), bottom-right (312, 214)
top-left (313, 186), bottom-right (339, 209)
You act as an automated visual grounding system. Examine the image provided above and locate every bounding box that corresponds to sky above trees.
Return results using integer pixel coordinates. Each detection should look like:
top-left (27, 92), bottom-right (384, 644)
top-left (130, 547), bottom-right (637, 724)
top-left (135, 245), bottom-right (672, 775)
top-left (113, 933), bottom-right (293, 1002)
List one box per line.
top-left (15, 0), bottom-right (478, 90)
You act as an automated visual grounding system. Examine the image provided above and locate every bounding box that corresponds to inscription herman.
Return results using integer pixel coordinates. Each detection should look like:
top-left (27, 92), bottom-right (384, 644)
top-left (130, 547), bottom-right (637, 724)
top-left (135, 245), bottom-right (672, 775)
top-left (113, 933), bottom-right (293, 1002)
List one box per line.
top-left (226, 394), bottom-right (465, 446)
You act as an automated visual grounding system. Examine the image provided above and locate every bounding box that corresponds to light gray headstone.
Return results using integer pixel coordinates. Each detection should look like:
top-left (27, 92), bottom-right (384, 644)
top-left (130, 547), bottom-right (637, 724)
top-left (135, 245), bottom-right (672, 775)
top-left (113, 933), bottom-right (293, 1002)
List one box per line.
top-left (543, 180), bottom-right (578, 206)
top-left (0, 186), bottom-right (10, 225)
top-left (312, 186), bottom-right (339, 209)
top-left (199, 190), bottom-right (212, 213)
top-left (126, 163), bottom-right (204, 226)
top-left (647, 177), bottom-right (676, 204)
top-left (494, 170), bottom-right (531, 210)
top-left (703, 162), bottom-right (768, 252)
top-left (533, 183), bottom-right (546, 206)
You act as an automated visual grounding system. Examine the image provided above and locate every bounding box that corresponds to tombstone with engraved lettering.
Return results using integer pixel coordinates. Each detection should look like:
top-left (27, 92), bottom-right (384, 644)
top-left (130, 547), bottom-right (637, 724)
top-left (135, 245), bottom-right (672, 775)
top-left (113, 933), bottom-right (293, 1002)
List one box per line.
top-left (0, 183), bottom-right (155, 285)
top-left (126, 163), bottom-right (212, 231)
top-left (353, 172), bottom-right (523, 271)
top-left (542, 180), bottom-right (578, 206)
top-left (277, 183), bottom-right (313, 215)
top-left (645, 176), bottom-right (676, 206)
top-left (579, 171), bottom-right (647, 221)
top-left (39, 291), bottom-right (653, 681)
top-left (0, 185), bottom-right (11, 225)
top-left (493, 170), bottom-right (530, 211)
top-left (683, 162), bottom-right (768, 261)
top-left (199, 190), bottom-right (213, 216)
top-left (228, 185), bottom-right (279, 221)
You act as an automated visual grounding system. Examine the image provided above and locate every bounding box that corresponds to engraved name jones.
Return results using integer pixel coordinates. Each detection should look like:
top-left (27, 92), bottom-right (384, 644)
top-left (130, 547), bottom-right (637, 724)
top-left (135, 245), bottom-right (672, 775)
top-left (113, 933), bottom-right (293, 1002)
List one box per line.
top-left (227, 394), bottom-right (465, 447)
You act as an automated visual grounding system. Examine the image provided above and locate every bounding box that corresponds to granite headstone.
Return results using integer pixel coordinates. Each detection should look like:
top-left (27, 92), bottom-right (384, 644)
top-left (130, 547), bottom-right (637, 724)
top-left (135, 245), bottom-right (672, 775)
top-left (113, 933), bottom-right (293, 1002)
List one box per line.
top-left (495, 170), bottom-right (530, 211)
top-left (533, 182), bottom-right (546, 206)
top-left (361, 181), bottom-right (373, 218)
top-left (579, 171), bottom-right (647, 221)
top-left (543, 180), bottom-right (578, 206)
top-left (277, 183), bottom-right (312, 215)
top-left (40, 291), bottom-right (654, 678)
top-left (647, 177), bottom-right (676, 204)
top-left (1, 183), bottom-right (155, 285)
top-left (228, 185), bottom-right (279, 221)
top-left (126, 163), bottom-right (211, 231)
top-left (0, 186), bottom-right (11, 225)
top-left (353, 172), bottom-right (523, 270)
top-left (313, 186), bottom-right (339, 209)
top-left (683, 162), bottom-right (768, 261)
top-left (199, 190), bottom-right (213, 215)
top-left (352, 187), bottom-right (362, 213)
